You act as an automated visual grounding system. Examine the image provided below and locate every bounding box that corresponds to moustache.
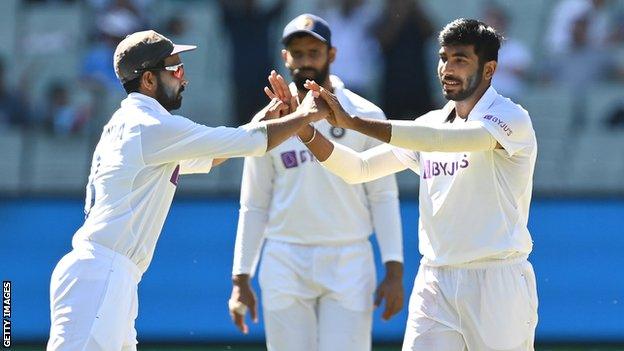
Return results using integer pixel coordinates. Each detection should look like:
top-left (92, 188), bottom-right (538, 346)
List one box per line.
top-left (441, 75), bottom-right (461, 83)
top-left (293, 67), bottom-right (319, 75)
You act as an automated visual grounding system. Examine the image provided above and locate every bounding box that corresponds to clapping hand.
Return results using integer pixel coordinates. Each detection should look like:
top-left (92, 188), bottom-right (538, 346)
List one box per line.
top-left (303, 79), bottom-right (352, 128)
top-left (297, 90), bottom-right (330, 123)
top-left (265, 70), bottom-right (299, 115)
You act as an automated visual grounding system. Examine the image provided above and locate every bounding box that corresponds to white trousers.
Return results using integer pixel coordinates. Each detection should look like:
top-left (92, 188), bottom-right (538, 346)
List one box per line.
top-left (47, 240), bottom-right (141, 351)
top-left (402, 257), bottom-right (538, 351)
top-left (259, 239), bottom-right (376, 351)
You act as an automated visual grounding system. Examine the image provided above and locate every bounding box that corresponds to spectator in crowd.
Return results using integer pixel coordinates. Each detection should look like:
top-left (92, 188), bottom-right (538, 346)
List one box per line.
top-left (86, 0), bottom-right (151, 27)
top-left (544, 8), bottom-right (624, 126)
top-left (0, 57), bottom-right (30, 129)
top-left (320, 0), bottom-right (381, 99)
top-left (81, 2), bottom-right (142, 92)
top-left (548, 12), bottom-right (619, 88)
top-left (546, 0), bottom-right (612, 56)
top-left (373, 0), bottom-right (434, 120)
top-left (43, 81), bottom-right (91, 135)
top-left (219, 0), bottom-right (286, 126)
top-left (484, 3), bottom-right (532, 100)
top-left (24, 0), bottom-right (77, 3)
top-left (606, 103), bottom-right (624, 128)
top-left (162, 15), bottom-right (187, 38)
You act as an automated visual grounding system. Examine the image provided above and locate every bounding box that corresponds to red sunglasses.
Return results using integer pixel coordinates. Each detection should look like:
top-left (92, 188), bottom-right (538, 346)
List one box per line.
top-left (162, 62), bottom-right (185, 79)
top-left (134, 62), bottom-right (185, 79)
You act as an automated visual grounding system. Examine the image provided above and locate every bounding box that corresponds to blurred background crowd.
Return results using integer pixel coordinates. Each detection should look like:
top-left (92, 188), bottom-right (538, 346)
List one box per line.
top-left (1, 0), bottom-right (623, 197)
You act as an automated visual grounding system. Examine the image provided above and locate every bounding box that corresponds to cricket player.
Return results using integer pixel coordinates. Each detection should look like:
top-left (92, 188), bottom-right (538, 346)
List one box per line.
top-left (289, 19), bottom-right (538, 350)
top-left (47, 30), bottom-right (329, 351)
top-left (228, 14), bottom-right (404, 351)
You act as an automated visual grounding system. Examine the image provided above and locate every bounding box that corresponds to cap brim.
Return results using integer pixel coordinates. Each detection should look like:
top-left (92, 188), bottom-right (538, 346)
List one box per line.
top-left (282, 30), bottom-right (327, 45)
top-left (171, 44), bottom-right (197, 55)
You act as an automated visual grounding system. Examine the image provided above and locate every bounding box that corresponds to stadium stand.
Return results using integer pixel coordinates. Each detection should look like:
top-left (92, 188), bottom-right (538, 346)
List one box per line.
top-left (0, 0), bottom-right (621, 197)
top-left (26, 132), bottom-right (90, 195)
top-left (0, 130), bottom-right (23, 194)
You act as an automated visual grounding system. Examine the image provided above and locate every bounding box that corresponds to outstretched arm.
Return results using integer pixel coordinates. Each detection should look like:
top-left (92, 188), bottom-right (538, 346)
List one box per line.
top-left (264, 90), bottom-right (328, 151)
top-left (304, 80), bottom-right (499, 153)
top-left (298, 124), bottom-right (407, 184)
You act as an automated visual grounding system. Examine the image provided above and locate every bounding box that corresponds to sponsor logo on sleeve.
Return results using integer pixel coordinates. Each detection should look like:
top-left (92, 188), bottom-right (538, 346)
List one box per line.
top-left (483, 114), bottom-right (513, 136)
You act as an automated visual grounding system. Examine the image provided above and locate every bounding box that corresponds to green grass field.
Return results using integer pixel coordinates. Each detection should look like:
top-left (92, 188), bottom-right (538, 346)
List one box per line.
top-left (11, 344), bottom-right (624, 351)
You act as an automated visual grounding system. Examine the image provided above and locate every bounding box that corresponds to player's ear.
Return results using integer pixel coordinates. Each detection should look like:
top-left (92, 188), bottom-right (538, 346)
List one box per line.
top-left (141, 71), bottom-right (157, 93)
top-left (484, 60), bottom-right (497, 81)
top-left (281, 49), bottom-right (289, 65)
top-left (328, 46), bottom-right (336, 64)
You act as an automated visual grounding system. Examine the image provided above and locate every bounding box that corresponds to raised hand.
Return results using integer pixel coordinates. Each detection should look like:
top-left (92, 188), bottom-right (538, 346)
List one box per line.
top-left (297, 90), bottom-right (330, 122)
top-left (265, 70), bottom-right (299, 113)
top-left (304, 79), bottom-right (352, 128)
top-left (251, 97), bottom-right (289, 122)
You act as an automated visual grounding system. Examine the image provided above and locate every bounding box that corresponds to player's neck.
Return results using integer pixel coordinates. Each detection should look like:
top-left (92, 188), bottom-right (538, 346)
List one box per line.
top-left (454, 83), bottom-right (490, 119)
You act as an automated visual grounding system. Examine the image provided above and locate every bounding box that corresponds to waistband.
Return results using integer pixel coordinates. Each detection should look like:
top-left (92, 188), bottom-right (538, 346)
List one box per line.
top-left (72, 239), bottom-right (142, 282)
top-left (266, 237), bottom-right (370, 248)
top-left (423, 253), bottom-right (529, 270)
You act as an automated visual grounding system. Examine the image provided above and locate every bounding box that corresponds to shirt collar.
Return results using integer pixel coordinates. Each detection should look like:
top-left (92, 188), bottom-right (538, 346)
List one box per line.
top-left (121, 92), bottom-right (170, 116)
top-left (329, 75), bottom-right (345, 95)
top-left (440, 85), bottom-right (499, 122)
top-left (467, 85), bottom-right (498, 121)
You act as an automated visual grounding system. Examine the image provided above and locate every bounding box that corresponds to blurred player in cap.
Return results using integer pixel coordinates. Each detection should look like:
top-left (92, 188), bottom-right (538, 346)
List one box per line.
top-left (228, 14), bottom-right (404, 351)
top-left (47, 30), bottom-right (329, 351)
top-left (284, 18), bottom-right (538, 350)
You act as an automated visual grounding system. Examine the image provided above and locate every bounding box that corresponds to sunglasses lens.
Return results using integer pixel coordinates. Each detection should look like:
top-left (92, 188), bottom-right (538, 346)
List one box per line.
top-left (173, 65), bottom-right (184, 79)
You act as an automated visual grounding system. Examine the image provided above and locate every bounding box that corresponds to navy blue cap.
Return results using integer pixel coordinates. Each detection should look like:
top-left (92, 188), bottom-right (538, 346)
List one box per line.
top-left (282, 14), bottom-right (332, 47)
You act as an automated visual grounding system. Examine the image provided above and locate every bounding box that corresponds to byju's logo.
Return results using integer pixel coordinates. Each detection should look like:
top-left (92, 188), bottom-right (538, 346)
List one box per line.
top-left (421, 155), bottom-right (470, 179)
top-left (281, 151), bottom-right (298, 169)
top-left (483, 114), bottom-right (513, 136)
top-left (280, 150), bottom-right (316, 169)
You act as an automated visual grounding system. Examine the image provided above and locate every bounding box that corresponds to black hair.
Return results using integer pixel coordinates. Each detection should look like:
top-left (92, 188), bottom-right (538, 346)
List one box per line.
top-left (284, 32), bottom-right (331, 49)
top-left (438, 18), bottom-right (503, 64)
top-left (122, 77), bottom-right (141, 94)
top-left (122, 59), bottom-right (166, 94)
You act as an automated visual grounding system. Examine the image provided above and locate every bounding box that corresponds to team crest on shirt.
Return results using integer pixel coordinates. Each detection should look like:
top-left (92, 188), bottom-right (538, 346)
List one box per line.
top-left (330, 127), bottom-right (345, 138)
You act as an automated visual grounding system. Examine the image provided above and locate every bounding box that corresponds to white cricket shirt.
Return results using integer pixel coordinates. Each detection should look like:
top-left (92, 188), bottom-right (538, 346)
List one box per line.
top-left (73, 93), bottom-right (267, 273)
top-left (392, 86), bottom-right (537, 266)
top-left (232, 76), bottom-right (403, 275)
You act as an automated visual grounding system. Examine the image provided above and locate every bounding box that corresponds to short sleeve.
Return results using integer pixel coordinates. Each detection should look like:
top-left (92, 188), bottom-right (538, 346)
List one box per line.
top-left (475, 108), bottom-right (535, 157)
